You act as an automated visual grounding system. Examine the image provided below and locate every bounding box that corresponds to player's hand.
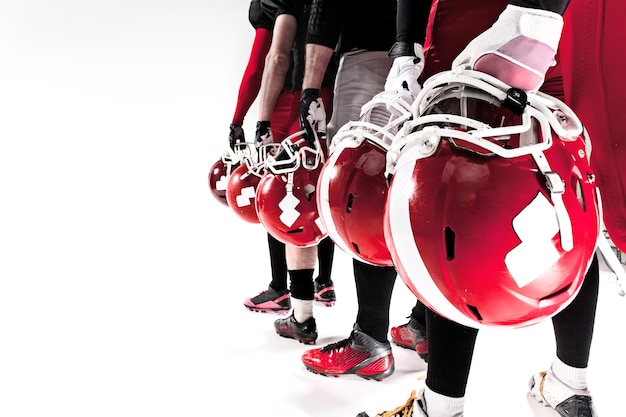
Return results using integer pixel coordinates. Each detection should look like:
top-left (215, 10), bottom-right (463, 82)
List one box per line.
top-left (255, 121), bottom-right (274, 148)
top-left (452, 5), bottom-right (563, 91)
top-left (385, 42), bottom-right (424, 97)
top-left (299, 88), bottom-right (326, 146)
top-left (228, 123), bottom-right (246, 151)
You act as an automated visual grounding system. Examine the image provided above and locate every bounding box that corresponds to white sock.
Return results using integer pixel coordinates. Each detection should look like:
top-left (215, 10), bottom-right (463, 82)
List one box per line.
top-left (552, 358), bottom-right (588, 390)
top-left (292, 298), bottom-right (313, 323)
top-left (423, 386), bottom-right (465, 417)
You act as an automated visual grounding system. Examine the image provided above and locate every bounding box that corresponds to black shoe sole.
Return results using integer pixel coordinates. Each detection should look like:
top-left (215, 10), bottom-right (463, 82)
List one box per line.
top-left (275, 329), bottom-right (317, 345)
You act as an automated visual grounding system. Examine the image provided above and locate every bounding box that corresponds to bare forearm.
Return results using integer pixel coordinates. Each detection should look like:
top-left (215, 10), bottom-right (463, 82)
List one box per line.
top-left (258, 51), bottom-right (291, 120)
top-left (258, 13), bottom-right (298, 121)
top-left (302, 43), bottom-right (334, 90)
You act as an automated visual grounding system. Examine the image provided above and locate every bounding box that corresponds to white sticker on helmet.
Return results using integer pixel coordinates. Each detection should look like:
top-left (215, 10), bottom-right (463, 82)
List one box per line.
top-left (235, 186), bottom-right (256, 207)
top-left (505, 192), bottom-right (560, 288)
top-left (278, 192), bottom-right (301, 227)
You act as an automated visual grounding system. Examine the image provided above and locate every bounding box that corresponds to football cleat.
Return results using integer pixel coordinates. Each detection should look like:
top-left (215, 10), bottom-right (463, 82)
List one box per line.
top-left (529, 369), bottom-right (597, 417)
top-left (301, 325), bottom-right (394, 380)
top-left (243, 285), bottom-right (291, 314)
top-left (274, 313), bottom-right (317, 345)
top-left (390, 316), bottom-right (428, 362)
top-left (314, 279), bottom-right (336, 307)
top-left (356, 389), bottom-right (429, 417)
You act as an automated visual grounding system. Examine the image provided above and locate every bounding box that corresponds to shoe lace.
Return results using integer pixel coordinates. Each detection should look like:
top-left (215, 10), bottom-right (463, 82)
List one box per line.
top-left (376, 390), bottom-right (417, 417)
top-left (320, 337), bottom-right (351, 353)
top-left (259, 286), bottom-right (283, 296)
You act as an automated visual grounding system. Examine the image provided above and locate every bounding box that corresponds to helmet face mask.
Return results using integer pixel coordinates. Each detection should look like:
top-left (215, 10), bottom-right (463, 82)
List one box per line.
top-left (265, 131), bottom-right (325, 175)
top-left (419, 84), bottom-right (531, 156)
top-left (384, 69), bottom-right (601, 328)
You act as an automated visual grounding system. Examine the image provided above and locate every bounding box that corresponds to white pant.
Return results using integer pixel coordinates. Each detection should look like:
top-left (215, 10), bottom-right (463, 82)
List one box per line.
top-left (327, 49), bottom-right (393, 138)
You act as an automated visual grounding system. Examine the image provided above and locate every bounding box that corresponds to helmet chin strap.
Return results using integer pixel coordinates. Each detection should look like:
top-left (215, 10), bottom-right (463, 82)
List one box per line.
top-left (531, 151), bottom-right (573, 252)
top-left (277, 171), bottom-right (300, 228)
top-left (285, 171), bottom-right (294, 194)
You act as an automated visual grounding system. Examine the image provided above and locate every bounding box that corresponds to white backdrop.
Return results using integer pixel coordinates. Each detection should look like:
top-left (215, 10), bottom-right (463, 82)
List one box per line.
top-left (1, 2), bottom-right (625, 416)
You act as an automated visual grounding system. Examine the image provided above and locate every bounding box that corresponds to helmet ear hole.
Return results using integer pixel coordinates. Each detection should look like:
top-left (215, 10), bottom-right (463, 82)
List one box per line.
top-left (540, 284), bottom-right (571, 302)
top-left (346, 193), bottom-right (355, 213)
top-left (351, 242), bottom-right (361, 255)
top-left (304, 183), bottom-right (316, 201)
top-left (572, 176), bottom-right (586, 211)
top-left (444, 226), bottom-right (456, 261)
top-left (467, 305), bottom-right (482, 321)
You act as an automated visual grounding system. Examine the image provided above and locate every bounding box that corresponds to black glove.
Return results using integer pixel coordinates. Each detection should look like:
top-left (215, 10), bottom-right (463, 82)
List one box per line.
top-left (299, 88), bottom-right (326, 146)
top-left (228, 123), bottom-right (245, 151)
top-left (255, 120), bottom-right (274, 148)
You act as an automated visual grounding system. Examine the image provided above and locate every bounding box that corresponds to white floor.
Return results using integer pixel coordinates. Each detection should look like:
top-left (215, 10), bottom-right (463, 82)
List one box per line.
top-left (212, 223), bottom-right (626, 417)
top-left (1, 2), bottom-right (625, 416)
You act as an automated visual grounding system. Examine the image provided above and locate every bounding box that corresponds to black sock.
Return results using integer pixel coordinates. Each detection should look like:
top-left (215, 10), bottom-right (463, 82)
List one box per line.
top-left (353, 259), bottom-right (396, 343)
top-left (289, 269), bottom-right (315, 300)
top-left (553, 254), bottom-right (599, 368)
top-left (315, 236), bottom-right (335, 284)
top-left (411, 300), bottom-right (427, 326)
top-left (267, 233), bottom-right (287, 292)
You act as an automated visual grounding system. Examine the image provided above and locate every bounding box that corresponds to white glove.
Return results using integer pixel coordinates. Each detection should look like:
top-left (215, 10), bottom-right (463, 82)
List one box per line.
top-left (452, 5), bottom-right (563, 92)
top-left (385, 43), bottom-right (425, 97)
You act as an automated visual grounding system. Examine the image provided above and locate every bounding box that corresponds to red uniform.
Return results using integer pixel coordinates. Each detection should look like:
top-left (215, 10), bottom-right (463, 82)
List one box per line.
top-left (560, 0), bottom-right (626, 252)
top-left (424, 0), bottom-right (626, 252)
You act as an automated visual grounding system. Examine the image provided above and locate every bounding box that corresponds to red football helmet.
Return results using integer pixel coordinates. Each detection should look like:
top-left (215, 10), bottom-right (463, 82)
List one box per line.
top-left (208, 158), bottom-right (236, 207)
top-left (384, 69), bottom-right (601, 328)
top-left (255, 131), bottom-right (327, 247)
top-left (317, 90), bottom-right (414, 266)
top-left (208, 144), bottom-right (256, 206)
top-left (226, 144), bottom-right (278, 224)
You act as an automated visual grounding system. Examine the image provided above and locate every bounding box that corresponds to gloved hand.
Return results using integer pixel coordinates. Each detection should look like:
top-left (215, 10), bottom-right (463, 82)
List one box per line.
top-left (452, 4), bottom-right (564, 92)
top-left (228, 123), bottom-right (246, 151)
top-left (255, 120), bottom-right (274, 148)
top-left (385, 42), bottom-right (425, 97)
top-left (299, 88), bottom-right (326, 146)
